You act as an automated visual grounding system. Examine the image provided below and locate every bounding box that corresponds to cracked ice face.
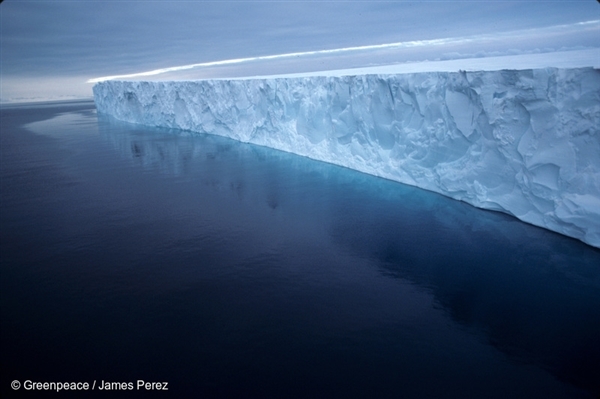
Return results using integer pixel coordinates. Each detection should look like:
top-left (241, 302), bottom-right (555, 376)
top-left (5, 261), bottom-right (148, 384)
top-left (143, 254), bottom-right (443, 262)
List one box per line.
top-left (93, 64), bottom-right (600, 248)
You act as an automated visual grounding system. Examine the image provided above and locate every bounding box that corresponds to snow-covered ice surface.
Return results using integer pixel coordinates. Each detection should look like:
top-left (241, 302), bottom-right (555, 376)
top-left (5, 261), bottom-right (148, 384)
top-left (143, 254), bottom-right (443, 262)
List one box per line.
top-left (93, 52), bottom-right (600, 248)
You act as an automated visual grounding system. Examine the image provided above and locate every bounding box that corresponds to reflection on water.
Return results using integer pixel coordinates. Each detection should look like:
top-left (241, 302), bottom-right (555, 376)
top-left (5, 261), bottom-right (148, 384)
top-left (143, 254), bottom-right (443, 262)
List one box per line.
top-left (2, 101), bottom-right (599, 398)
top-left (96, 108), bottom-right (600, 395)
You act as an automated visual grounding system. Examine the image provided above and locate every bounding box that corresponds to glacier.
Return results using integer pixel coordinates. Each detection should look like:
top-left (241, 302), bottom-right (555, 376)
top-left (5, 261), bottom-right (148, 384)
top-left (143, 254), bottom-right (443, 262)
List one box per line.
top-left (93, 67), bottom-right (600, 248)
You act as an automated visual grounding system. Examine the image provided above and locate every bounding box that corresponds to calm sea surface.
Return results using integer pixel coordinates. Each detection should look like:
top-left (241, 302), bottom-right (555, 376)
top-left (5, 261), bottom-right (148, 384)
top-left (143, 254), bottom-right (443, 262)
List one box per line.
top-left (1, 100), bottom-right (599, 398)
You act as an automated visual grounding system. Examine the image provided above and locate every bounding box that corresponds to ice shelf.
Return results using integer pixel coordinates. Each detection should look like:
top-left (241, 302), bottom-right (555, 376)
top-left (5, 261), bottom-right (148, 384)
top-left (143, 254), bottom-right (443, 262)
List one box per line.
top-left (93, 66), bottom-right (600, 248)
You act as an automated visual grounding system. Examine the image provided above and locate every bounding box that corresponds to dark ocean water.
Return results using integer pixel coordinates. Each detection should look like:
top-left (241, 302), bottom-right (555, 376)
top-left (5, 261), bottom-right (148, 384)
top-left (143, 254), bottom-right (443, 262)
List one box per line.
top-left (1, 100), bottom-right (599, 398)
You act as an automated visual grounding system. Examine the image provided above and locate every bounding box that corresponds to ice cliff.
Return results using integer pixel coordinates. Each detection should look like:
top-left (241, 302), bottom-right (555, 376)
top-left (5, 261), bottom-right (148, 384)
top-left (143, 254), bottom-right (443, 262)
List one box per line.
top-left (93, 67), bottom-right (600, 248)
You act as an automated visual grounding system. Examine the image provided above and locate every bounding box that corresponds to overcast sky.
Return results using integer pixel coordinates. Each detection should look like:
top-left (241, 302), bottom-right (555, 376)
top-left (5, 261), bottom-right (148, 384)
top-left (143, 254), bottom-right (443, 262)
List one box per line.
top-left (1, 0), bottom-right (598, 102)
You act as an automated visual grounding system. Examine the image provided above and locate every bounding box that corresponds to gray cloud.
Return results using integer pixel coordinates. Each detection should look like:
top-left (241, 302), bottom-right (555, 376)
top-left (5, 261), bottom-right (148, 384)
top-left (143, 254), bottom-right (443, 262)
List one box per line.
top-left (1, 0), bottom-right (598, 101)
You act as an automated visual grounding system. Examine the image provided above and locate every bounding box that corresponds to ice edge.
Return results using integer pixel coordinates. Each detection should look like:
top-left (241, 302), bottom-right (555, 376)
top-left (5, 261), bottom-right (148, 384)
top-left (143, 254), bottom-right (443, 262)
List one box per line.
top-left (93, 67), bottom-right (600, 248)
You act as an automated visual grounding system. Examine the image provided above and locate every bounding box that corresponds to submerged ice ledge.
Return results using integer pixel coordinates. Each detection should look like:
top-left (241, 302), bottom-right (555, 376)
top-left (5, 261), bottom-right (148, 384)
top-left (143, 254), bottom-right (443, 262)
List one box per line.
top-left (93, 67), bottom-right (600, 248)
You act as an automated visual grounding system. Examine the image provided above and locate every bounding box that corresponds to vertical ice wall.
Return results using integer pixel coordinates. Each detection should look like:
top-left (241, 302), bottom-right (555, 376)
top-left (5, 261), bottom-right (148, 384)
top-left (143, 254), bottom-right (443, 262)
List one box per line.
top-left (93, 68), bottom-right (600, 247)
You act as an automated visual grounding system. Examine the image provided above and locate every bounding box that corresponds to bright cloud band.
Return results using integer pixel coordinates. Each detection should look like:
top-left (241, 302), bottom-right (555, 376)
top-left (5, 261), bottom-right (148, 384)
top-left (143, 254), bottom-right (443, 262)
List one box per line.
top-left (87, 20), bottom-right (599, 83)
